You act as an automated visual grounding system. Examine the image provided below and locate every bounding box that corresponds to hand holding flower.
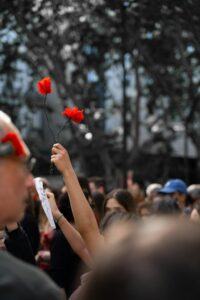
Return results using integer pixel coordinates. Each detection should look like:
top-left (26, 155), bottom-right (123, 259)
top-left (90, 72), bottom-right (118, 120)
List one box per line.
top-left (51, 143), bottom-right (72, 174)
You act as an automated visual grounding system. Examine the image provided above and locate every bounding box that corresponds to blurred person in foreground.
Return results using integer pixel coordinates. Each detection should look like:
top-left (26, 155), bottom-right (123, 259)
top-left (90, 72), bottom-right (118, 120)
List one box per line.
top-left (0, 111), bottom-right (62, 300)
top-left (81, 217), bottom-right (200, 300)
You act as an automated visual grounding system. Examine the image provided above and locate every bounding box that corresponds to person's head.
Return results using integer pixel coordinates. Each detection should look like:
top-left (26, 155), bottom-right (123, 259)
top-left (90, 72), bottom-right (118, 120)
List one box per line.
top-left (137, 201), bottom-right (152, 218)
top-left (100, 211), bottom-right (137, 245)
top-left (152, 196), bottom-right (181, 216)
top-left (62, 176), bottom-right (92, 202)
top-left (100, 211), bottom-right (136, 233)
top-left (146, 183), bottom-right (162, 202)
top-left (104, 189), bottom-right (136, 215)
top-left (89, 177), bottom-right (106, 194)
top-left (81, 218), bottom-right (200, 300)
top-left (0, 111), bottom-right (34, 225)
top-left (159, 179), bottom-right (187, 208)
top-left (187, 184), bottom-right (200, 202)
top-left (58, 178), bottom-right (92, 224)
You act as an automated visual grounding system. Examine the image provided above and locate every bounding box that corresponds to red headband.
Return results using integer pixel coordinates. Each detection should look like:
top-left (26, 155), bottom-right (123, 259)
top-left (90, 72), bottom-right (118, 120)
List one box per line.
top-left (1, 132), bottom-right (26, 157)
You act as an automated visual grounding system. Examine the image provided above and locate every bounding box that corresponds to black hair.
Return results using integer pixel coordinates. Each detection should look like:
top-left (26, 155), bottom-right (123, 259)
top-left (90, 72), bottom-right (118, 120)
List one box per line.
top-left (91, 191), bottom-right (105, 219)
top-left (78, 176), bottom-right (92, 201)
top-left (100, 211), bottom-right (137, 233)
top-left (152, 197), bottom-right (181, 216)
top-left (58, 177), bottom-right (91, 223)
top-left (58, 192), bottom-right (74, 223)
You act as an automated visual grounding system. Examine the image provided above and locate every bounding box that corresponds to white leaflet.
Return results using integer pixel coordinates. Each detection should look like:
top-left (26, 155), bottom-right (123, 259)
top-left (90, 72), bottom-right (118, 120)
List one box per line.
top-left (34, 178), bottom-right (56, 229)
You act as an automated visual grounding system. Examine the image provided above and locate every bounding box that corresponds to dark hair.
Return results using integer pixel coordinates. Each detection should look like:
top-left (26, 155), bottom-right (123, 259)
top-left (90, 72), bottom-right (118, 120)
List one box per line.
top-left (58, 192), bottom-right (74, 223)
top-left (78, 176), bottom-right (92, 201)
top-left (81, 219), bottom-right (200, 300)
top-left (89, 177), bottom-right (106, 190)
top-left (58, 177), bottom-right (91, 223)
top-left (91, 191), bottom-right (105, 220)
top-left (100, 211), bottom-right (137, 233)
top-left (103, 189), bottom-right (136, 214)
top-left (152, 197), bottom-right (181, 216)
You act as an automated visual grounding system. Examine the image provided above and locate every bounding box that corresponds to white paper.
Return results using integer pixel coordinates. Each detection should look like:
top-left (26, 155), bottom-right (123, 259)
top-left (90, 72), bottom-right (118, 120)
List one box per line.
top-left (34, 178), bottom-right (56, 229)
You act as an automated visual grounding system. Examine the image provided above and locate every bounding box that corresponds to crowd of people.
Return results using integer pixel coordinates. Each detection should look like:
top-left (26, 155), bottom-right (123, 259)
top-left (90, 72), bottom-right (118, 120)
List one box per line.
top-left (1, 109), bottom-right (200, 300)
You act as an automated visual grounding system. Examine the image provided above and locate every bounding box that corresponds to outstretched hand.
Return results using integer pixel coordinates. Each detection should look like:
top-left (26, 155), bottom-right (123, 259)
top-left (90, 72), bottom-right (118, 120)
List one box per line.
top-left (51, 143), bottom-right (71, 174)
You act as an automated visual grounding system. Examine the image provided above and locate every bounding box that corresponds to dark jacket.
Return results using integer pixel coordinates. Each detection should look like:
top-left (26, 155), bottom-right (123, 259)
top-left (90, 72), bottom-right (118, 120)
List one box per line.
top-left (4, 225), bottom-right (36, 265)
top-left (21, 211), bottom-right (40, 256)
top-left (50, 230), bottom-right (84, 298)
top-left (0, 251), bottom-right (63, 300)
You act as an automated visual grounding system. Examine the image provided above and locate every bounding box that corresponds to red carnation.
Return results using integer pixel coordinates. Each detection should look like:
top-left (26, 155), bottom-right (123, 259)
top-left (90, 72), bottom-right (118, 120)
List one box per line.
top-left (1, 132), bottom-right (26, 157)
top-left (37, 77), bottom-right (52, 95)
top-left (62, 107), bottom-right (84, 123)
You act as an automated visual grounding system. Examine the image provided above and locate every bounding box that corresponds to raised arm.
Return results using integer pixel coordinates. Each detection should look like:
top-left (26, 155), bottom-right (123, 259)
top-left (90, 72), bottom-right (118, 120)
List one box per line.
top-left (51, 143), bottom-right (104, 256)
top-left (46, 191), bottom-right (92, 267)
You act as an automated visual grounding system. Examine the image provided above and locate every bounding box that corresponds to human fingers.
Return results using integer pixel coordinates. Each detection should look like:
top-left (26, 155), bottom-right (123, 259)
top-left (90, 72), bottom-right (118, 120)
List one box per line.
top-left (46, 191), bottom-right (54, 198)
top-left (51, 154), bottom-right (57, 160)
top-left (52, 143), bottom-right (66, 151)
top-left (51, 146), bottom-right (61, 154)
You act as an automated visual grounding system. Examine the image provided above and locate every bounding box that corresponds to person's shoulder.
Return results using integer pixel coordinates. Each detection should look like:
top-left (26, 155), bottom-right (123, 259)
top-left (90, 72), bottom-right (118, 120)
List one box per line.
top-left (0, 251), bottom-right (63, 300)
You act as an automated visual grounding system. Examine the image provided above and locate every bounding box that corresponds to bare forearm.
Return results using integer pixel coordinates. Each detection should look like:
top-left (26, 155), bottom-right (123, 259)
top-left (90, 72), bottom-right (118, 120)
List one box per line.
top-left (63, 165), bottom-right (99, 235)
top-left (51, 143), bottom-right (104, 256)
top-left (55, 212), bottom-right (92, 266)
top-left (62, 165), bottom-right (104, 256)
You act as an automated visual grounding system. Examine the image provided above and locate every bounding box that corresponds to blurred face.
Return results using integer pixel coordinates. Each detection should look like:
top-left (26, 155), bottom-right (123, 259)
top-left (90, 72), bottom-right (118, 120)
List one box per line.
top-left (171, 192), bottom-right (186, 208)
top-left (104, 221), bottom-right (133, 245)
top-left (0, 157), bottom-right (34, 225)
top-left (0, 110), bottom-right (34, 225)
top-left (105, 198), bottom-right (127, 213)
top-left (89, 182), bottom-right (96, 194)
top-left (140, 208), bottom-right (151, 219)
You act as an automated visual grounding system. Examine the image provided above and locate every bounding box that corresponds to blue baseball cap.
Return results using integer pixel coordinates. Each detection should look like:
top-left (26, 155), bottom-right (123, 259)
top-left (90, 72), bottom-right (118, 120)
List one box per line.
top-left (159, 179), bottom-right (187, 195)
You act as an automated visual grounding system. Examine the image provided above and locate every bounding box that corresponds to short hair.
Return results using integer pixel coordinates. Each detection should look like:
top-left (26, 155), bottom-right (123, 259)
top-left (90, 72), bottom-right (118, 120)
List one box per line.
top-left (187, 185), bottom-right (200, 201)
top-left (152, 197), bottom-right (181, 216)
top-left (146, 183), bottom-right (162, 196)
